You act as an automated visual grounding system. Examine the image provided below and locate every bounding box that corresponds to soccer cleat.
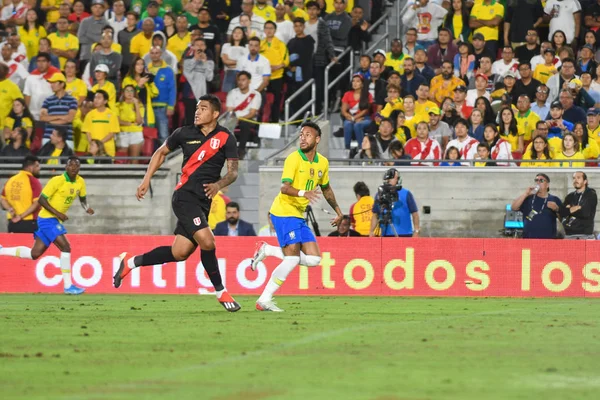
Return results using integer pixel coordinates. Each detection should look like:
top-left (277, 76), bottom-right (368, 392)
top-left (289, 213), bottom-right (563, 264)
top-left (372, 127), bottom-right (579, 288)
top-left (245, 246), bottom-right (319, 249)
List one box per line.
top-left (64, 285), bottom-right (85, 295)
top-left (218, 291), bottom-right (241, 312)
top-left (256, 300), bottom-right (284, 312)
top-left (113, 252), bottom-right (132, 289)
top-left (251, 241), bottom-right (268, 271)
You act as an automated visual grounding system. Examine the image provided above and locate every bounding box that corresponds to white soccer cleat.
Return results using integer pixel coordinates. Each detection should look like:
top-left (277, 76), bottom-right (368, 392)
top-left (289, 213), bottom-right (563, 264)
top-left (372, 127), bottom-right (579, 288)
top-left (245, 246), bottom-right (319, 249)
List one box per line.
top-left (256, 300), bottom-right (284, 312)
top-left (251, 241), bottom-right (268, 271)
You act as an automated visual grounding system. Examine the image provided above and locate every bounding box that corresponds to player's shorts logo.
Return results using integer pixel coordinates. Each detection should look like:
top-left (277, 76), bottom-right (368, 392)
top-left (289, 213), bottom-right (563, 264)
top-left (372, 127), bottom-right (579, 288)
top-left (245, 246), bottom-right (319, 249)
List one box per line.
top-left (193, 217), bottom-right (201, 226)
top-left (210, 138), bottom-right (221, 149)
top-left (289, 231), bottom-right (296, 240)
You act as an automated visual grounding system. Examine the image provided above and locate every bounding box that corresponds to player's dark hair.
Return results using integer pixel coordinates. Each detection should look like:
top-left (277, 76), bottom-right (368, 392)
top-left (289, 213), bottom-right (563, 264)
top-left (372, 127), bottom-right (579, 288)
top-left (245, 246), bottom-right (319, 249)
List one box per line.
top-left (22, 155), bottom-right (40, 169)
top-left (226, 201), bottom-right (240, 211)
top-left (353, 181), bottom-right (370, 197)
top-left (301, 121), bottom-right (322, 137)
top-left (341, 215), bottom-right (351, 222)
top-left (198, 94), bottom-right (221, 113)
top-left (236, 70), bottom-right (251, 80)
top-left (67, 155), bottom-right (81, 164)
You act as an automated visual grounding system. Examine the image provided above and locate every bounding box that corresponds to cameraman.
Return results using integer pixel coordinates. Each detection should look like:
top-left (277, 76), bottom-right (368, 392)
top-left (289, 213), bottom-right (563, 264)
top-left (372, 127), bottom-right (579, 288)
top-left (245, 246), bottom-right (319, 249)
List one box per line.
top-left (559, 171), bottom-right (597, 239)
top-left (369, 168), bottom-right (420, 238)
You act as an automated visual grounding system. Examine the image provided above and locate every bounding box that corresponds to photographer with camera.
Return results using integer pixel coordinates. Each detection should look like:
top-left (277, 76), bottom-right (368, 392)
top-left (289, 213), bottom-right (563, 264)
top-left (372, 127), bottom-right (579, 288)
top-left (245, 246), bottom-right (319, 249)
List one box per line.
top-left (559, 171), bottom-right (597, 239)
top-left (369, 168), bottom-right (420, 238)
top-left (511, 173), bottom-right (562, 239)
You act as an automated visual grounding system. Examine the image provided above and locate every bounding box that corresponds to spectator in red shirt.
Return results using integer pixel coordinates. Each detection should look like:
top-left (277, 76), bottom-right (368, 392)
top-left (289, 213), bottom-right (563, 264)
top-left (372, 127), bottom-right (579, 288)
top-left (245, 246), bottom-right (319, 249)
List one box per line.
top-left (68, 0), bottom-right (90, 23)
top-left (341, 74), bottom-right (373, 151)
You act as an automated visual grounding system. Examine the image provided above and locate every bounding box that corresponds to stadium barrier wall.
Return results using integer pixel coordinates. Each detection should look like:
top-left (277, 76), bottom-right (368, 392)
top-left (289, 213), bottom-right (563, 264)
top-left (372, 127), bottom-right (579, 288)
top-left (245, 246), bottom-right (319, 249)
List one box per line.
top-left (1, 234), bottom-right (599, 297)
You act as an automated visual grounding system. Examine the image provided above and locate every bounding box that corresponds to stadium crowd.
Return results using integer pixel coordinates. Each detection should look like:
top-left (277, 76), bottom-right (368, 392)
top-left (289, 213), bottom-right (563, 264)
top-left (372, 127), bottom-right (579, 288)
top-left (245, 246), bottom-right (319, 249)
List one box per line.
top-left (3, 0), bottom-right (600, 167)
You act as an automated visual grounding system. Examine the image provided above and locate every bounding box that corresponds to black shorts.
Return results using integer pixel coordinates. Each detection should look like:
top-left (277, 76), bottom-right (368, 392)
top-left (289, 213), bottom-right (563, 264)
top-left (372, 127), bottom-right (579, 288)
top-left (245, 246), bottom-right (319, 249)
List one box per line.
top-left (8, 220), bottom-right (37, 234)
top-left (172, 190), bottom-right (211, 242)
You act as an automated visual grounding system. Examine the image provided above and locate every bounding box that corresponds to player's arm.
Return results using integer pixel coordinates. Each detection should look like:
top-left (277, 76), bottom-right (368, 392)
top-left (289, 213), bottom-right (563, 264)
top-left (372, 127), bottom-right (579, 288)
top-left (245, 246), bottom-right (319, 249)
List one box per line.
top-left (280, 181), bottom-right (320, 202)
top-left (38, 195), bottom-right (68, 221)
top-left (13, 200), bottom-right (40, 222)
top-left (137, 142), bottom-right (171, 201)
top-left (205, 159), bottom-right (238, 199)
top-left (0, 197), bottom-right (16, 216)
top-left (79, 196), bottom-right (95, 215)
top-left (321, 184), bottom-right (343, 226)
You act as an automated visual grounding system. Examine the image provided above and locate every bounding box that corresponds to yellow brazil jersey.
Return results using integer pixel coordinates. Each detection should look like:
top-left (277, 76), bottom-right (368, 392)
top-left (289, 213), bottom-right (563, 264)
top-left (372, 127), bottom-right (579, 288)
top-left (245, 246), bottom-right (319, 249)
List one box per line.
top-left (91, 42), bottom-right (122, 54)
top-left (260, 37), bottom-right (289, 80)
top-left (520, 153), bottom-right (559, 168)
top-left (253, 5), bottom-right (276, 22)
top-left (384, 52), bottom-right (409, 75)
top-left (73, 109), bottom-right (87, 153)
top-left (65, 78), bottom-right (88, 103)
top-left (524, 136), bottom-right (562, 159)
top-left (500, 132), bottom-right (522, 152)
top-left (167, 32), bottom-right (191, 61)
top-left (46, 148), bottom-right (63, 165)
top-left (452, 14), bottom-right (463, 40)
top-left (4, 116), bottom-right (33, 133)
top-left (19, 25), bottom-right (47, 60)
top-left (0, 79), bottom-right (23, 130)
top-left (270, 149), bottom-right (330, 219)
top-left (349, 195), bottom-right (373, 236)
top-left (580, 140), bottom-right (600, 160)
top-left (1, 170), bottom-right (42, 220)
top-left (533, 63), bottom-right (557, 85)
top-left (82, 108), bottom-right (120, 156)
top-left (554, 151), bottom-right (586, 168)
top-left (91, 81), bottom-right (117, 111)
top-left (47, 32), bottom-right (79, 69)
top-left (404, 113), bottom-right (429, 140)
top-left (415, 100), bottom-right (438, 116)
top-left (285, 8), bottom-right (309, 21)
top-left (208, 191), bottom-right (227, 230)
top-left (41, 0), bottom-right (61, 23)
top-left (430, 75), bottom-right (465, 105)
top-left (380, 97), bottom-right (404, 118)
top-left (470, 1), bottom-right (504, 41)
top-left (516, 110), bottom-right (540, 142)
top-left (38, 172), bottom-right (87, 220)
top-left (116, 101), bottom-right (145, 132)
top-left (587, 124), bottom-right (600, 148)
top-left (130, 32), bottom-right (152, 57)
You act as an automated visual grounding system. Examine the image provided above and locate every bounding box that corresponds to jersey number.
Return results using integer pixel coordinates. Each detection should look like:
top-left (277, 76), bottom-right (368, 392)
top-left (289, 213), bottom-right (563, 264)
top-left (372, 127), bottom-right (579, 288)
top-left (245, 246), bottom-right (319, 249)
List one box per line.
top-left (305, 179), bottom-right (315, 191)
top-left (64, 196), bottom-right (74, 205)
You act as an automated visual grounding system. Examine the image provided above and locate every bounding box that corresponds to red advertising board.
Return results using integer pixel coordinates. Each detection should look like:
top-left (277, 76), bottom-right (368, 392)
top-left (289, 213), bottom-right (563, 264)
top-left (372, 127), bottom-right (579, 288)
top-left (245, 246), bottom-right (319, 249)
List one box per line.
top-left (0, 234), bottom-right (599, 297)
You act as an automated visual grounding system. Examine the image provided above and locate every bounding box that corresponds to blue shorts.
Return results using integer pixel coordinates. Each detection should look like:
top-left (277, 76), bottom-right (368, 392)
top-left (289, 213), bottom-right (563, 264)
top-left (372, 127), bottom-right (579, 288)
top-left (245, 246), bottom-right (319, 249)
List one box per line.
top-left (34, 217), bottom-right (67, 247)
top-left (271, 215), bottom-right (316, 248)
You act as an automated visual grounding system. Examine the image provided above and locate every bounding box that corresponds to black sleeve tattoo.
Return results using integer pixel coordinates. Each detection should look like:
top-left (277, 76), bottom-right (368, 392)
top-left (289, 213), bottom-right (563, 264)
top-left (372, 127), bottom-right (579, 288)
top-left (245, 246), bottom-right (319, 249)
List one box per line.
top-left (322, 185), bottom-right (340, 212)
top-left (216, 159), bottom-right (239, 189)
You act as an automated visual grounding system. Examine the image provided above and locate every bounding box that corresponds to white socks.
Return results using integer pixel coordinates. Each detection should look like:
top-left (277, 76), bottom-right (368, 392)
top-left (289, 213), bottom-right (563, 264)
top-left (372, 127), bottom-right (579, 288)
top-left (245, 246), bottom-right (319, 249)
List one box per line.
top-left (127, 256), bottom-right (136, 269)
top-left (60, 252), bottom-right (72, 289)
top-left (262, 244), bottom-right (321, 267)
top-left (0, 246), bottom-right (33, 259)
top-left (258, 255), bottom-right (300, 302)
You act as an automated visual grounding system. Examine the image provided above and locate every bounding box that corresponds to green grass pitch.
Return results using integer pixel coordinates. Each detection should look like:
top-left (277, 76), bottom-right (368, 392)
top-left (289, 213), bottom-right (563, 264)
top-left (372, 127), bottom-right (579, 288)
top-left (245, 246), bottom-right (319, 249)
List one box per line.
top-left (1, 295), bottom-right (599, 400)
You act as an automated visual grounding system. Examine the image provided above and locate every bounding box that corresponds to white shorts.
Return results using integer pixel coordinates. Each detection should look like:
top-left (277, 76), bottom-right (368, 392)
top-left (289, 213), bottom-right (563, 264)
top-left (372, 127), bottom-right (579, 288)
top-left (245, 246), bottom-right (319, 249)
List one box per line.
top-left (116, 132), bottom-right (144, 148)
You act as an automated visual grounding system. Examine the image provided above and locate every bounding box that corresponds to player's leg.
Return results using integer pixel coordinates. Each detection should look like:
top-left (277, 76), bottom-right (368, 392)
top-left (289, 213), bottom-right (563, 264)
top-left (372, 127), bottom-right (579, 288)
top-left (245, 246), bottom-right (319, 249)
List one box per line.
top-left (193, 226), bottom-right (241, 312)
top-left (53, 234), bottom-right (85, 295)
top-left (256, 242), bottom-right (301, 312)
top-left (0, 237), bottom-right (48, 260)
top-left (251, 241), bottom-right (321, 270)
top-left (113, 233), bottom-right (196, 288)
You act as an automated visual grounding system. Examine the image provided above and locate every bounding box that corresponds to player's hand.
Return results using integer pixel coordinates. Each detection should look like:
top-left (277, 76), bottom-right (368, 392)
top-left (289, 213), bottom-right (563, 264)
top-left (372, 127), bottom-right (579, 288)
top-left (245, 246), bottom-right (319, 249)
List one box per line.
top-left (204, 183), bottom-right (220, 199)
top-left (136, 180), bottom-right (150, 201)
top-left (11, 214), bottom-right (22, 223)
top-left (57, 212), bottom-right (68, 222)
top-left (330, 213), bottom-right (343, 227)
top-left (413, 231), bottom-right (420, 238)
top-left (303, 189), bottom-right (320, 203)
top-left (86, 208), bottom-right (95, 215)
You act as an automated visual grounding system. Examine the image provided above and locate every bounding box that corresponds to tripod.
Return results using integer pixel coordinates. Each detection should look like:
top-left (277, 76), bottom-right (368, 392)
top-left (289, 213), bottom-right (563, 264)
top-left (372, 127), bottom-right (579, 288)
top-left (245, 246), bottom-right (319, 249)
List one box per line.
top-left (305, 205), bottom-right (321, 236)
top-left (377, 204), bottom-right (398, 238)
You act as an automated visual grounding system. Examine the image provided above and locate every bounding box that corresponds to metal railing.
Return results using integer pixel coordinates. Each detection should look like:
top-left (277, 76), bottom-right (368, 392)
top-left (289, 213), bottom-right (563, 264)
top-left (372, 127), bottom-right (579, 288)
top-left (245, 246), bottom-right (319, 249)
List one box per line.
top-left (265, 111), bottom-right (316, 164)
top-left (397, 0), bottom-right (404, 39)
top-left (268, 158), bottom-right (598, 167)
top-left (283, 78), bottom-right (316, 138)
top-left (323, 46), bottom-right (354, 120)
top-left (362, 11), bottom-right (392, 53)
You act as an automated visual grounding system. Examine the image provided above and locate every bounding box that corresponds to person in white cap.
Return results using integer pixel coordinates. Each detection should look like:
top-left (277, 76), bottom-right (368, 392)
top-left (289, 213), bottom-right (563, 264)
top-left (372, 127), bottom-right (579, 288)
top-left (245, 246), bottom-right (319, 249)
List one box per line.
top-left (91, 64), bottom-right (117, 110)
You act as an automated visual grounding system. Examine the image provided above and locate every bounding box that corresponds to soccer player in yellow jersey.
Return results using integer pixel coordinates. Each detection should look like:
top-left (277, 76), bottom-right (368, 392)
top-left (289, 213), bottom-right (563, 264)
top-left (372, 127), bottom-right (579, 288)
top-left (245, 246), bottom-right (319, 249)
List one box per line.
top-left (0, 157), bottom-right (95, 295)
top-left (251, 122), bottom-right (343, 312)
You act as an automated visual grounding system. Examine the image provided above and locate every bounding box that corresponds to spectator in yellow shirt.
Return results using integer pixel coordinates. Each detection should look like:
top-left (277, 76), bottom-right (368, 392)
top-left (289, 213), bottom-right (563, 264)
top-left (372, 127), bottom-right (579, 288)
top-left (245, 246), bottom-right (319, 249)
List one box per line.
top-left (48, 16), bottom-right (79, 69)
top-left (130, 18), bottom-right (155, 59)
top-left (521, 135), bottom-right (558, 167)
top-left (116, 85), bottom-right (145, 163)
top-left (429, 60), bottom-right (466, 105)
top-left (253, 0), bottom-right (276, 21)
top-left (555, 132), bottom-right (586, 167)
top-left (3, 98), bottom-right (33, 145)
top-left (261, 21), bottom-right (289, 123)
top-left (82, 90), bottom-right (119, 157)
top-left (91, 64), bottom-right (117, 111)
top-left (469, 0), bottom-right (504, 56)
top-left (64, 59), bottom-right (88, 106)
top-left (0, 64), bottom-right (24, 131)
top-left (20, 9), bottom-right (47, 60)
top-left (573, 121), bottom-right (600, 160)
top-left (167, 14), bottom-right (191, 61)
top-left (533, 48), bottom-right (558, 84)
top-left (380, 84), bottom-right (404, 119)
top-left (41, 0), bottom-right (62, 25)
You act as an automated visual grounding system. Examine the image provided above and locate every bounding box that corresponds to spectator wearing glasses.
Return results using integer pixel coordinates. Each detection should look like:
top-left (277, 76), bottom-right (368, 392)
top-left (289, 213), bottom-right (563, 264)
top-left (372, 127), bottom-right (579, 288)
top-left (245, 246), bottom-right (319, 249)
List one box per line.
top-left (511, 173), bottom-right (562, 239)
top-left (521, 134), bottom-right (557, 167)
top-left (403, 28), bottom-right (421, 58)
top-left (586, 107), bottom-right (600, 147)
top-left (531, 84), bottom-right (551, 120)
top-left (515, 30), bottom-right (541, 65)
top-left (503, 0), bottom-right (544, 50)
top-left (513, 62), bottom-right (541, 104)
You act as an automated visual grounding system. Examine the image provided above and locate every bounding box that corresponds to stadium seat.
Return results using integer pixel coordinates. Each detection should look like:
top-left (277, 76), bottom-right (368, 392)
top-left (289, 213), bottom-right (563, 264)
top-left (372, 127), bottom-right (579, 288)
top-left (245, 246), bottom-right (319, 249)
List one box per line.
top-left (114, 150), bottom-right (129, 164)
top-left (30, 126), bottom-right (44, 154)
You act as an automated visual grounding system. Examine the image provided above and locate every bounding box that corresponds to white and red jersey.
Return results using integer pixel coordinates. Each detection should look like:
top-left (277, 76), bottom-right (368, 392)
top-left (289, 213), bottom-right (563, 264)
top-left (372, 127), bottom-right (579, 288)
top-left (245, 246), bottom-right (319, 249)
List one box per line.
top-left (404, 137), bottom-right (442, 166)
top-left (490, 138), bottom-right (513, 166)
top-left (492, 59), bottom-right (520, 79)
top-left (1, 59), bottom-right (29, 90)
top-left (446, 136), bottom-right (479, 165)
